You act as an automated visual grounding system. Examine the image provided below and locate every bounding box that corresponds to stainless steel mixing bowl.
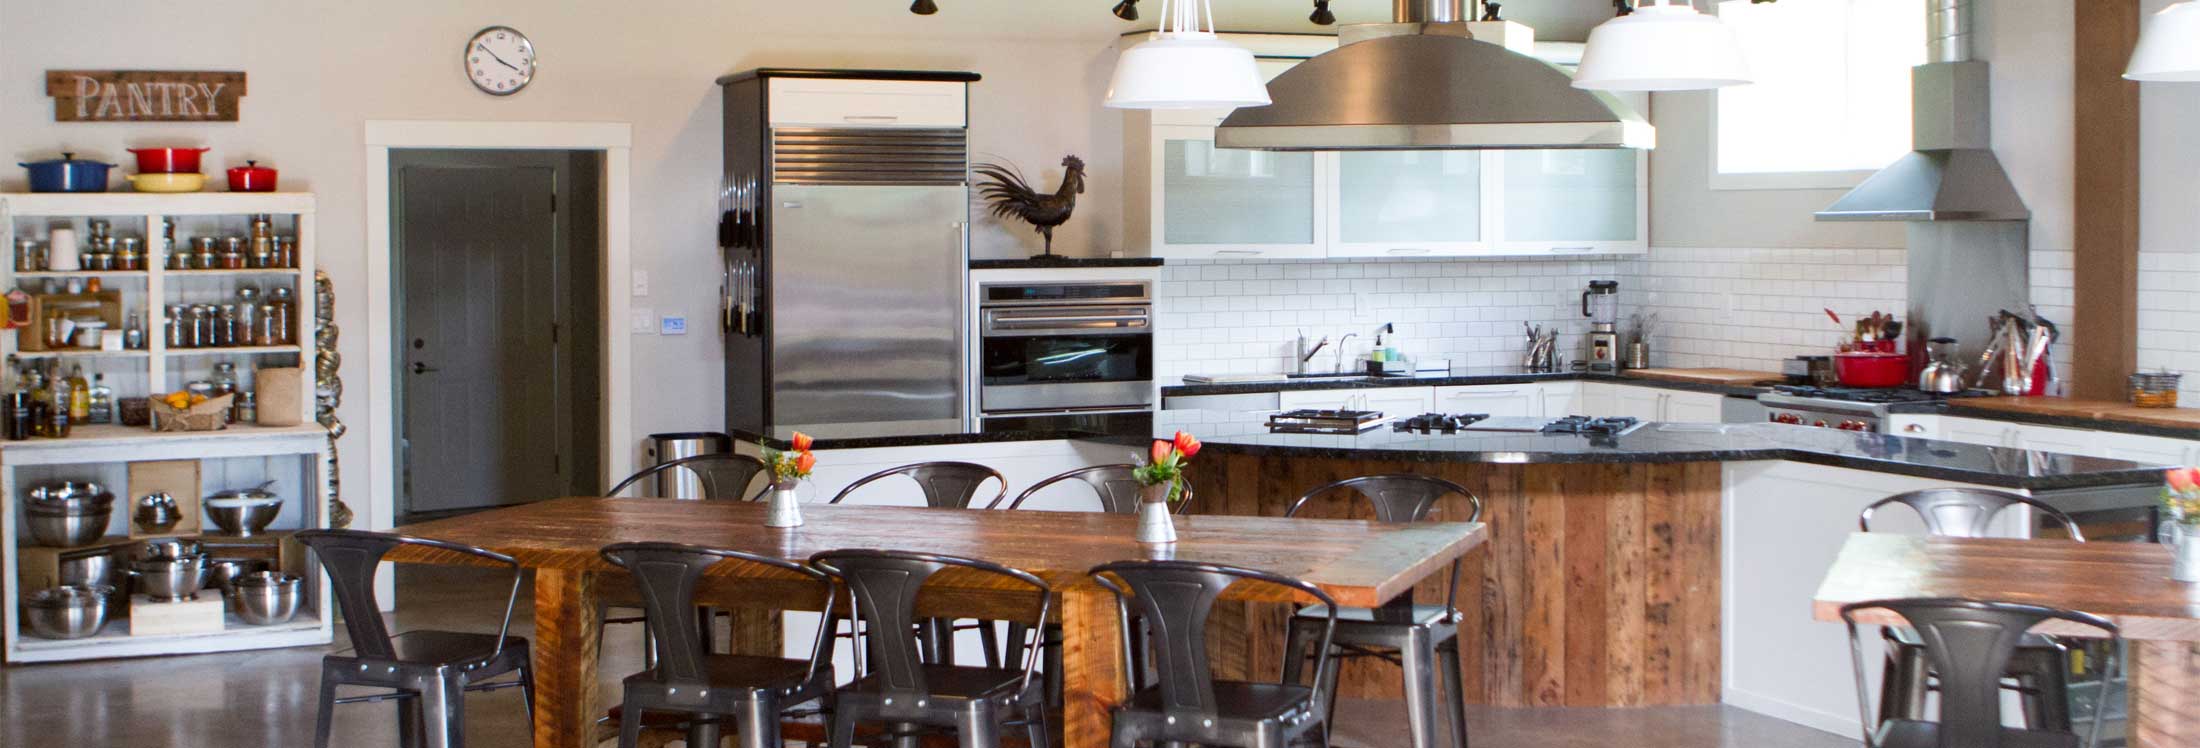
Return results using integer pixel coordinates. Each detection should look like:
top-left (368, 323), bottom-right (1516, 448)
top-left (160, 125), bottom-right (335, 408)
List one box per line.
top-left (230, 572), bottom-right (302, 625)
top-left (207, 558), bottom-right (269, 593)
top-left (203, 490), bottom-right (283, 537)
top-left (25, 501), bottom-right (113, 547)
top-left (22, 584), bottom-right (113, 639)
top-left (130, 555), bottom-right (207, 602)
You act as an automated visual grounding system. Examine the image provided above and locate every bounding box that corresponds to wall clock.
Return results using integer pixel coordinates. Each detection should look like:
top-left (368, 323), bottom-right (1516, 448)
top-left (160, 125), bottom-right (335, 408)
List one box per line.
top-left (465, 26), bottom-right (536, 96)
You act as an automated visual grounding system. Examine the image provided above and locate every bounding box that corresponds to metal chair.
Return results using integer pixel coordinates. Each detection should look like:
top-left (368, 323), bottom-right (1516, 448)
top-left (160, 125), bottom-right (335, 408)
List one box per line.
top-left (992, 464), bottom-right (1189, 514)
top-left (1861, 489), bottom-right (2086, 731)
top-left (600, 542), bottom-right (839, 748)
top-left (831, 462), bottom-right (1010, 669)
top-left (1091, 560), bottom-right (1337, 748)
top-left (298, 529), bottom-right (533, 748)
top-left (810, 549), bottom-right (1051, 748)
top-left (606, 453), bottom-right (772, 500)
top-left (1280, 475), bottom-right (1479, 748)
top-left (1842, 598), bottom-right (2119, 748)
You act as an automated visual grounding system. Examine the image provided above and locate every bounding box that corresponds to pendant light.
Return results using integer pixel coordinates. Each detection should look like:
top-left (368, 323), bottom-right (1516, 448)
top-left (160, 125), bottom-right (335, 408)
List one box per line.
top-left (2126, 1), bottom-right (2200, 82)
top-left (1104, 0), bottom-right (1271, 110)
top-left (1574, 0), bottom-right (1752, 92)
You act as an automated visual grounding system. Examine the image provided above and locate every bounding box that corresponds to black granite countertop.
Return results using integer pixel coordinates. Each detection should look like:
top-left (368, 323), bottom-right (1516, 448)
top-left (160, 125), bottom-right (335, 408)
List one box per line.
top-left (1162, 368), bottom-right (1769, 399)
top-left (1154, 410), bottom-right (2164, 491)
top-left (969, 256), bottom-right (1165, 270)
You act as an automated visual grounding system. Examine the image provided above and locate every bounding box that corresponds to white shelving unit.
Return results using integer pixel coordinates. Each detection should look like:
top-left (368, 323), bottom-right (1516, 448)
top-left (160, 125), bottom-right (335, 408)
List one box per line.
top-left (0, 192), bottom-right (331, 663)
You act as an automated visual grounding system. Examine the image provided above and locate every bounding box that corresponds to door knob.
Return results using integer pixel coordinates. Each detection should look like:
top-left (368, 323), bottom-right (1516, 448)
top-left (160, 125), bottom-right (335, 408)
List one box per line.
top-left (411, 362), bottom-right (438, 374)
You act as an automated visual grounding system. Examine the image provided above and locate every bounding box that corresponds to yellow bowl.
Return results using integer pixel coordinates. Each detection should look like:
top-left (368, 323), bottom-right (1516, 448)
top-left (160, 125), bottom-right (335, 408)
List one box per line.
top-left (126, 173), bottom-right (205, 193)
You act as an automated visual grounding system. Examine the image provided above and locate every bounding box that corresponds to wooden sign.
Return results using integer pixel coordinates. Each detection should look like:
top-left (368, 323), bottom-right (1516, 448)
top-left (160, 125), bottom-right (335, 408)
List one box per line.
top-left (45, 70), bottom-right (247, 122)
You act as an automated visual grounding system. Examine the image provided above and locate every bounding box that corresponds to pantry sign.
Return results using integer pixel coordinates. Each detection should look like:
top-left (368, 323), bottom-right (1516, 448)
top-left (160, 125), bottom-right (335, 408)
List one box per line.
top-left (44, 70), bottom-right (247, 122)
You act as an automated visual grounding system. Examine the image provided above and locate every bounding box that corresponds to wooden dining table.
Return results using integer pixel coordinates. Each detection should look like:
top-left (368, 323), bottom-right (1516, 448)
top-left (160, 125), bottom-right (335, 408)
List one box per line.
top-left (393, 497), bottom-right (1486, 748)
top-left (1812, 532), bottom-right (2200, 748)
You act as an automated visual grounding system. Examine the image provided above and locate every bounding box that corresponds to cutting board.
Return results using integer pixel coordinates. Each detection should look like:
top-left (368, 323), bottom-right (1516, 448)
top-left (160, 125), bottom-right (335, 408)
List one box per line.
top-left (1620, 368), bottom-right (1783, 386)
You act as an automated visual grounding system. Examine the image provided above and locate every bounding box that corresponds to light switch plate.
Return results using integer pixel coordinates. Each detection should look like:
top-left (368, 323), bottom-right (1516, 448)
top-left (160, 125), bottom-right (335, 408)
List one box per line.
top-left (659, 315), bottom-right (687, 336)
top-left (631, 271), bottom-right (651, 297)
top-left (631, 308), bottom-right (655, 334)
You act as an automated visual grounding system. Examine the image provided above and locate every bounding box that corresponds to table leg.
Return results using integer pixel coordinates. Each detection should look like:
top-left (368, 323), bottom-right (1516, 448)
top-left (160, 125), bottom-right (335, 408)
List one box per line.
top-left (1060, 586), bottom-right (1126, 748)
top-left (2128, 641), bottom-right (2200, 748)
top-left (531, 568), bottom-right (601, 748)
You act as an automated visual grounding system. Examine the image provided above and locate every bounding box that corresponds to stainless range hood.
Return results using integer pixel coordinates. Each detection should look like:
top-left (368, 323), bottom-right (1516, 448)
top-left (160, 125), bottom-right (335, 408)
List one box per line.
top-left (1213, 0), bottom-right (1653, 151)
top-left (1816, 0), bottom-right (2027, 221)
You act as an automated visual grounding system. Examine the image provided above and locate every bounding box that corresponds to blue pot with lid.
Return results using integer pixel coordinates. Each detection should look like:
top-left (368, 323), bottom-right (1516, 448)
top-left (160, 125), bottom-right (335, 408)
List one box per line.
top-left (20, 152), bottom-right (116, 193)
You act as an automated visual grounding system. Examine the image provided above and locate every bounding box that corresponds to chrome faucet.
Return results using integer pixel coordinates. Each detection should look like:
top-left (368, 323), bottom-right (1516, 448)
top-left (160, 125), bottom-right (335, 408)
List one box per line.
top-left (1335, 332), bottom-right (1360, 374)
top-left (1295, 331), bottom-right (1330, 374)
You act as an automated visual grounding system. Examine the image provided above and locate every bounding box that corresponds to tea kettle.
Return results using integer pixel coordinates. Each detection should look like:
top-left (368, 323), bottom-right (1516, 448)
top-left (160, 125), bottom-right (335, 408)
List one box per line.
top-left (1918, 337), bottom-right (1965, 394)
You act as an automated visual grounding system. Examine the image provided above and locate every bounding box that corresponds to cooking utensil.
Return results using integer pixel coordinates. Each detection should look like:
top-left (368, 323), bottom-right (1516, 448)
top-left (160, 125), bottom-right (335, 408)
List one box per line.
top-left (127, 147), bottom-right (210, 174)
top-left (226, 160), bottom-right (278, 192)
top-left (57, 548), bottom-right (117, 589)
top-left (1833, 351), bottom-right (1908, 388)
top-left (22, 585), bottom-right (114, 640)
top-left (204, 481), bottom-right (282, 536)
top-left (207, 558), bottom-right (269, 593)
top-left (130, 554), bottom-right (207, 602)
top-left (1917, 337), bottom-right (1965, 394)
top-left (25, 501), bottom-right (114, 547)
top-left (20, 153), bottom-right (115, 193)
top-left (27, 481), bottom-right (111, 507)
top-left (133, 538), bottom-right (202, 562)
top-left (134, 492), bottom-right (181, 533)
top-left (231, 572), bottom-right (303, 625)
top-left (125, 173), bottom-right (206, 193)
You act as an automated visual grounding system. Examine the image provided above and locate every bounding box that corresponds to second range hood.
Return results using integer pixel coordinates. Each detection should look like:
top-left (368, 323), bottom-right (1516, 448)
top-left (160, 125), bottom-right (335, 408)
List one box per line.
top-left (1213, 0), bottom-right (1652, 151)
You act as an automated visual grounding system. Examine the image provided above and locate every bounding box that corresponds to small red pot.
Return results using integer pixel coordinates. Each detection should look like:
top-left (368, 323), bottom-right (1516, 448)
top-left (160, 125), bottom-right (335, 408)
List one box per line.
top-left (128, 147), bottom-right (209, 174)
top-left (227, 160), bottom-right (278, 192)
top-left (1833, 351), bottom-right (1909, 388)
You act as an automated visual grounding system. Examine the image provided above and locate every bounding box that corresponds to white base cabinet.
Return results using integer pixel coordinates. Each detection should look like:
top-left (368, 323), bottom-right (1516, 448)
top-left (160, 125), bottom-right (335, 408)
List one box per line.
top-left (1278, 386), bottom-right (1435, 417)
top-left (1902, 415), bottom-right (2198, 466)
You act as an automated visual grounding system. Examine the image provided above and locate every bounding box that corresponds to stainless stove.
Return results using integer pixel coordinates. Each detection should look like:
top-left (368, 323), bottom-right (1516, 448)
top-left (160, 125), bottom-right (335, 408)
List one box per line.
top-left (1758, 386), bottom-right (1995, 432)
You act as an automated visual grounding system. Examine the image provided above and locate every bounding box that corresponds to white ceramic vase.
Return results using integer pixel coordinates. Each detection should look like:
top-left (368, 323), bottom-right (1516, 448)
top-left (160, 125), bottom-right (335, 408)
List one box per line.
top-left (765, 481), bottom-right (804, 528)
top-left (2175, 523), bottom-right (2200, 583)
top-left (1136, 483), bottom-right (1177, 545)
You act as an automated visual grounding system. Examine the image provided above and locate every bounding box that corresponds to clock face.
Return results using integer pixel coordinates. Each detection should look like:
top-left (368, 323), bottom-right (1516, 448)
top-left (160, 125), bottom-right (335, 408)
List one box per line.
top-left (465, 26), bottom-right (535, 96)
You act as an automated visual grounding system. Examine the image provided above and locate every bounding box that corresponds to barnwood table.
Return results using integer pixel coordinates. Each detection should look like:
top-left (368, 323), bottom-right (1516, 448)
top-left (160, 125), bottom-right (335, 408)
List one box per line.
top-left (394, 497), bottom-right (1485, 748)
top-left (1813, 532), bottom-right (2200, 748)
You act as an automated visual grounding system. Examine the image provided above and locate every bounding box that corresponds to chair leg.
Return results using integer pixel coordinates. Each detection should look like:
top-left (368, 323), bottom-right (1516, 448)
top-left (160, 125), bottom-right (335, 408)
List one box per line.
top-left (958, 704), bottom-right (1000, 748)
top-left (687, 715), bottom-right (722, 748)
top-left (1006, 622), bottom-right (1031, 667)
top-left (1023, 697), bottom-right (1052, 748)
top-left (417, 677), bottom-right (467, 748)
top-left (1108, 717), bottom-right (1140, 748)
top-left (1400, 631), bottom-right (1442, 748)
top-left (619, 705), bottom-right (646, 748)
top-left (978, 620), bottom-right (1003, 669)
top-left (398, 693), bottom-right (426, 748)
top-left (697, 605), bottom-right (718, 655)
top-left (738, 696), bottom-right (781, 748)
top-left (1438, 638), bottom-right (1470, 748)
top-left (313, 665), bottom-right (339, 748)
top-left (516, 664), bottom-right (536, 730)
top-left (1281, 618), bottom-right (1312, 686)
top-left (1045, 630), bottom-right (1065, 707)
top-left (828, 705), bottom-right (859, 748)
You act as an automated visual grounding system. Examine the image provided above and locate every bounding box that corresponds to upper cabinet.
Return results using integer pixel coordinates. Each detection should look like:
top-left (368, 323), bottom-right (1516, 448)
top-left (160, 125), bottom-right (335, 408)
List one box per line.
top-left (1122, 31), bottom-right (1649, 260)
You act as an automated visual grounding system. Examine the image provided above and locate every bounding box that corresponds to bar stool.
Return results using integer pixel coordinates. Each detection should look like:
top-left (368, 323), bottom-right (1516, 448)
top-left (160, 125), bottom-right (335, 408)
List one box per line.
top-left (1091, 559), bottom-right (1337, 748)
top-left (1281, 474), bottom-right (1480, 748)
top-left (298, 529), bottom-right (533, 748)
top-left (1840, 598), bottom-right (2119, 748)
top-left (811, 549), bottom-right (1051, 748)
top-left (831, 462), bottom-right (1010, 669)
top-left (1861, 488), bottom-right (2086, 731)
top-left (605, 453), bottom-right (771, 500)
top-left (600, 542), bottom-right (839, 748)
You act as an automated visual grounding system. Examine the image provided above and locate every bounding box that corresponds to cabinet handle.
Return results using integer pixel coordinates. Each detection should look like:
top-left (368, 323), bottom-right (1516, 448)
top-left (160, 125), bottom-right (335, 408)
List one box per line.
top-left (1448, 389), bottom-right (1519, 397)
top-left (1388, 248), bottom-right (1432, 255)
top-left (1214, 250), bottom-right (1264, 256)
top-left (1903, 424), bottom-right (1926, 434)
top-left (843, 115), bottom-right (901, 123)
top-left (1551, 246), bottom-right (1597, 254)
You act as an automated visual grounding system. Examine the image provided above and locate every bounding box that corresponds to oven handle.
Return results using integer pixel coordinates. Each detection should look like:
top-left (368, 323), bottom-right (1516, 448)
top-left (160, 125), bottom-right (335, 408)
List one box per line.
top-left (983, 308), bottom-right (1150, 336)
top-left (981, 405), bottom-right (1155, 418)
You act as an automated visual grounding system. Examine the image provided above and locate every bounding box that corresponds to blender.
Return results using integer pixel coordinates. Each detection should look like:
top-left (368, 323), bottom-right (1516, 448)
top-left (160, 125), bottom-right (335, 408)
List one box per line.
top-left (1582, 280), bottom-right (1620, 373)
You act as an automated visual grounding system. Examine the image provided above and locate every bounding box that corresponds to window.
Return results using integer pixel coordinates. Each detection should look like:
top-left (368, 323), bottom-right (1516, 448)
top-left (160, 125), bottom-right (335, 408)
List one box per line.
top-left (1712, 0), bottom-right (1925, 189)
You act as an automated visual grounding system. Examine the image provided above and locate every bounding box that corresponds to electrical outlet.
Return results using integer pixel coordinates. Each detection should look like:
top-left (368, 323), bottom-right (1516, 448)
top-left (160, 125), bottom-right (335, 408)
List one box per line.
top-left (659, 315), bottom-right (687, 336)
top-left (631, 308), bottom-right (655, 334)
top-left (631, 271), bottom-right (651, 297)
top-left (1353, 292), bottom-right (1376, 322)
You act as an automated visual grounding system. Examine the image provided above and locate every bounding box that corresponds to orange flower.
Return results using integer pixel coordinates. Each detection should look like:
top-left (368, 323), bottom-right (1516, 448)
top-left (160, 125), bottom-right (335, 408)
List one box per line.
top-left (1173, 431), bottom-right (1202, 459)
top-left (795, 451), bottom-right (817, 474)
top-left (2171, 467), bottom-right (2199, 493)
top-left (791, 432), bottom-right (814, 453)
top-left (1150, 439), bottom-right (1173, 465)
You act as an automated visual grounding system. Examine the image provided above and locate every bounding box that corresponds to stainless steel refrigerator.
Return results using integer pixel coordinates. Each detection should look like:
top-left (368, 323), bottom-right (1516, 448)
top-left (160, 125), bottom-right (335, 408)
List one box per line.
top-left (719, 69), bottom-right (979, 438)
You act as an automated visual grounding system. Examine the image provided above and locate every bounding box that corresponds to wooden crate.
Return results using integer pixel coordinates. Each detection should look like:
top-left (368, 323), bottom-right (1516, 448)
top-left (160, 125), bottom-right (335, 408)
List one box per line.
top-left (126, 593), bottom-right (225, 636)
top-left (126, 460), bottom-right (201, 538)
top-left (17, 291), bottom-right (122, 353)
top-left (15, 537), bottom-right (130, 591)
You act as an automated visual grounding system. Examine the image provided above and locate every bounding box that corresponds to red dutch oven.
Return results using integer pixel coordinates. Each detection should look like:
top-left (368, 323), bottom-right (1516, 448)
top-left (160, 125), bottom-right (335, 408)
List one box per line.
top-left (128, 147), bottom-right (209, 174)
top-left (1833, 351), bottom-right (1908, 388)
top-left (227, 160), bottom-right (279, 192)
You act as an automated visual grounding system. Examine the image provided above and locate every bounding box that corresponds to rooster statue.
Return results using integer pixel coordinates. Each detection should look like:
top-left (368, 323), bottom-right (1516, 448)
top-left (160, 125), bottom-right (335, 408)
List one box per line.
top-left (974, 156), bottom-right (1085, 259)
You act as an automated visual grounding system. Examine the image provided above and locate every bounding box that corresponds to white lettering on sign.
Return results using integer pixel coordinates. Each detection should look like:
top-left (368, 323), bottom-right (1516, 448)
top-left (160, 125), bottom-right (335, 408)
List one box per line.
top-left (46, 70), bottom-right (246, 122)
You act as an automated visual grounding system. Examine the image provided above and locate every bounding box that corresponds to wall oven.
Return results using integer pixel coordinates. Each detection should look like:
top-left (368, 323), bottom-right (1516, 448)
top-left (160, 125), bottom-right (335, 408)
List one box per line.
top-left (978, 280), bottom-right (1154, 434)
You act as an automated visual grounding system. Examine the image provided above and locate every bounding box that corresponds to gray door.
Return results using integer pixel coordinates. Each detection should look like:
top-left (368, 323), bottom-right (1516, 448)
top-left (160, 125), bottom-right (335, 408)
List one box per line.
top-left (396, 155), bottom-right (572, 514)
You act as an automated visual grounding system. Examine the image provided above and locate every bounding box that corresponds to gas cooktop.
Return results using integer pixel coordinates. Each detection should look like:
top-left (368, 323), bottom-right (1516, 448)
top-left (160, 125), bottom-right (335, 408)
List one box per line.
top-left (1766, 385), bottom-right (1996, 404)
top-left (1540, 415), bottom-right (1643, 436)
top-left (1392, 413), bottom-right (1490, 434)
top-left (1267, 409), bottom-right (1388, 435)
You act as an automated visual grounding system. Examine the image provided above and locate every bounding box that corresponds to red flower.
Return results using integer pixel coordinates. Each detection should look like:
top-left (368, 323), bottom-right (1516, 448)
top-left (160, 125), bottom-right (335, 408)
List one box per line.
top-left (2171, 467), bottom-right (2199, 493)
top-left (791, 432), bottom-right (814, 453)
top-left (795, 451), bottom-right (817, 474)
top-left (1173, 431), bottom-right (1202, 459)
top-left (1151, 439), bottom-right (1173, 465)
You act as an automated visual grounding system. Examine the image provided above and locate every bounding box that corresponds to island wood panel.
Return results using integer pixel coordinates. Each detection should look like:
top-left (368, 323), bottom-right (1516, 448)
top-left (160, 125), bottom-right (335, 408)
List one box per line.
top-left (1183, 455), bottom-right (1722, 708)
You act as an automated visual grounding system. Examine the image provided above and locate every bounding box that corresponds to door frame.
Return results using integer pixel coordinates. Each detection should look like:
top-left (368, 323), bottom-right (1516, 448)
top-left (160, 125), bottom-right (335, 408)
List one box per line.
top-left (365, 120), bottom-right (633, 538)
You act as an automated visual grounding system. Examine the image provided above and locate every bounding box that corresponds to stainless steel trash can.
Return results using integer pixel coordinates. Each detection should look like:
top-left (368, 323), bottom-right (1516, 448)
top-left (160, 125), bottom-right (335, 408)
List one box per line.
top-left (644, 432), bottom-right (733, 499)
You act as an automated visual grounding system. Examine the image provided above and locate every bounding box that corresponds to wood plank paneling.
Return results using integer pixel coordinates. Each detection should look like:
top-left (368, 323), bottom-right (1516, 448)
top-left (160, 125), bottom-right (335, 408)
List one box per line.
top-left (1182, 455), bottom-right (1723, 708)
top-left (2071, 0), bottom-right (2142, 400)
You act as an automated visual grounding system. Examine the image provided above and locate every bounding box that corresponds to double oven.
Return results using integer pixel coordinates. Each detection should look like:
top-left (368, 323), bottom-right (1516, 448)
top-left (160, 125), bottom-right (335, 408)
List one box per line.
top-left (977, 280), bottom-right (1153, 435)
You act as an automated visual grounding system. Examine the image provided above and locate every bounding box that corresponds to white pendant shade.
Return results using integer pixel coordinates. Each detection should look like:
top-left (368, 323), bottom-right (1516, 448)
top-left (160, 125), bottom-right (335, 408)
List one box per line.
top-left (2126, 1), bottom-right (2200, 82)
top-left (1104, 0), bottom-right (1270, 110)
top-left (1574, 1), bottom-right (1752, 92)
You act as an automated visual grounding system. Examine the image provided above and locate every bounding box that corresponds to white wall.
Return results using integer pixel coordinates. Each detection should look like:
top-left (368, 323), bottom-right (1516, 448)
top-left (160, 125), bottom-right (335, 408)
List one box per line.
top-left (0, 0), bottom-right (1139, 525)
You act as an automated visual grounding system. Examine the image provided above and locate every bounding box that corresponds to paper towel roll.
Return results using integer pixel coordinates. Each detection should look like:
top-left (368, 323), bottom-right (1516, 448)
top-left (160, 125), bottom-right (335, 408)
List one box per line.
top-left (47, 227), bottom-right (79, 271)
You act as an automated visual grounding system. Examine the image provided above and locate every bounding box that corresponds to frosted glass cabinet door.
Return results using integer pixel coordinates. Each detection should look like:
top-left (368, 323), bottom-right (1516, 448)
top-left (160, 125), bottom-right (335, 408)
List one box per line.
top-left (1333, 150), bottom-right (1482, 254)
top-left (1499, 149), bottom-right (1641, 245)
top-left (1156, 126), bottom-right (1319, 255)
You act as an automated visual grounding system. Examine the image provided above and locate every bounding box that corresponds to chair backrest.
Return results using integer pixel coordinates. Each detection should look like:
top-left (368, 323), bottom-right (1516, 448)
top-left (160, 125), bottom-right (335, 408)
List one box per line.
top-left (810, 549), bottom-right (1050, 698)
top-left (1089, 560), bottom-right (1338, 721)
top-left (605, 453), bottom-right (771, 501)
top-left (1286, 474), bottom-right (1482, 524)
top-left (999, 464), bottom-right (1144, 513)
top-left (1859, 488), bottom-right (2083, 541)
top-left (828, 461), bottom-right (1006, 508)
top-left (1841, 598), bottom-right (2118, 748)
top-left (601, 542), bottom-right (834, 685)
top-left (296, 529), bottom-right (522, 662)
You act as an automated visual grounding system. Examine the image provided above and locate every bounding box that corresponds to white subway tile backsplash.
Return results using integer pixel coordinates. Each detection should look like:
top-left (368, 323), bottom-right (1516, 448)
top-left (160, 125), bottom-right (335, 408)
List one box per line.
top-left (2137, 249), bottom-right (2200, 400)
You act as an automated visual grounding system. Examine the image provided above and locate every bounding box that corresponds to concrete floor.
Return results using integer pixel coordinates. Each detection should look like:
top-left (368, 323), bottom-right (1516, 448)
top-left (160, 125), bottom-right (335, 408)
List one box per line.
top-left (2, 565), bottom-right (1855, 748)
